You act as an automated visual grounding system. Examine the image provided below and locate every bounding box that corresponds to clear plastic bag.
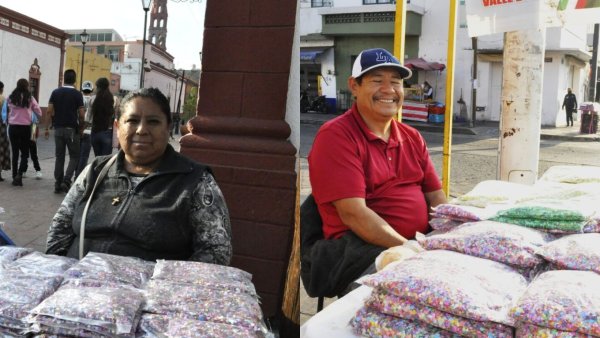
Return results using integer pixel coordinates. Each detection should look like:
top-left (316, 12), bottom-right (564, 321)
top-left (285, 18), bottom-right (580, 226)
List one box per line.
top-left (27, 286), bottom-right (144, 336)
top-left (0, 271), bottom-right (62, 333)
top-left (143, 279), bottom-right (267, 335)
top-left (63, 252), bottom-right (154, 289)
top-left (536, 233), bottom-right (600, 274)
top-left (0, 246), bottom-right (32, 265)
top-left (510, 270), bottom-right (600, 336)
top-left (539, 165), bottom-right (600, 184)
top-left (432, 204), bottom-right (496, 222)
top-left (136, 314), bottom-right (261, 338)
top-left (351, 305), bottom-right (461, 338)
top-left (515, 323), bottom-right (592, 337)
top-left (452, 180), bottom-right (536, 208)
top-left (152, 259), bottom-right (256, 295)
top-left (417, 221), bottom-right (552, 269)
top-left (10, 251), bottom-right (77, 277)
top-left (367, 289), bottom-right (514, 337)
top-left (362, 250), bottom-right (528, 325)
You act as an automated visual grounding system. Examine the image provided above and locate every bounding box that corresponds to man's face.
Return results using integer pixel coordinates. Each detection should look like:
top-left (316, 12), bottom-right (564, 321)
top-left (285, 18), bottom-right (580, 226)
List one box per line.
top-left (349, 67), bottom-right (404, 122)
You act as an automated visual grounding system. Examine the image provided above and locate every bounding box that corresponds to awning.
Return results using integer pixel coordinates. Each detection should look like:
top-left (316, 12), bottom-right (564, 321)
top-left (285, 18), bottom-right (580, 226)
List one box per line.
top-left (404, 57), bottom-right (446, 71)
top-left (301, 51), bottom-right (324, 62)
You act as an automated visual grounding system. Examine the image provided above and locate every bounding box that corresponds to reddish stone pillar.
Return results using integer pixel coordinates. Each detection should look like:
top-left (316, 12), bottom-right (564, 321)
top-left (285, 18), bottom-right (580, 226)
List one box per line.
top-left (180, 0), bottom-right (297, 319)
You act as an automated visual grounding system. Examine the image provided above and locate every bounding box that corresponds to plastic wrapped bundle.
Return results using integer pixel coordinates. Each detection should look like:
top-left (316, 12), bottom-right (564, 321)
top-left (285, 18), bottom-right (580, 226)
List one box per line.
top-left (350, 306), bottom-right (460, 338)
top-left (143, 279), bottom-right (268, 336)
top-left (26, 286), bottom-right (144, 337)
top-left (9, 251), bottom-right (77, 277)
top-left (452, 180), bottom-right (535, 208)
top-left (432, 204), bottom-right (496, 222)
top-left (136, 313), bottom-right (262, 338)
top-left (0, 272), bottom-right (62, 334)
top-left (152, 259), bottom-right (256, 296)
top-left (62, 252), bottom-right (154, 289)
top-left (510, 270), bottom-right (600, 336)
top-left (362, 250), bottom-right (528, 325)
top-left (491, 199), bottom-right (595, 233)
top-left (367, 289), bottom-right (514, 337)
top-left (429, 217), bottom-right (464, 231)
top-left (536, 233), bottom-right (600, 274)
top-left (516, 323), bottom-right (592, 337)
top-left (416, 221), bottom-right (552, 269)
top-left (538, 165), bottom-right (600, 184)
top-left (0, 246), bottom-right (32, 265)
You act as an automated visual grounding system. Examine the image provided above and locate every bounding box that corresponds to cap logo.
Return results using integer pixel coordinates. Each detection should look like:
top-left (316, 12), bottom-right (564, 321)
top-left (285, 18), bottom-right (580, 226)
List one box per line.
top-left (376, 51), bottom-right (392, 63)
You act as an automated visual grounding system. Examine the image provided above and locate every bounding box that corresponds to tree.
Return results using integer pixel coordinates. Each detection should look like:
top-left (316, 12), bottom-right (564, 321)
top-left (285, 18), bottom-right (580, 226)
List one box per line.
top-left (182, 87), bottom-right (198, 123)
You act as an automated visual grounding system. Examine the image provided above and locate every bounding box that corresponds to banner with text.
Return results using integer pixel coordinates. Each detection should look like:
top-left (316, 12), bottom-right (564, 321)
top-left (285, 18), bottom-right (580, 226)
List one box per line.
top-left (465, 0), bottom-right (562, 37)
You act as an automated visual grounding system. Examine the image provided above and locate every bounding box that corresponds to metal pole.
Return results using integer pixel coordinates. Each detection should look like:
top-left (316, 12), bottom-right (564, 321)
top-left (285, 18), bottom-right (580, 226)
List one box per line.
top-left (176, 70), bottom-right (185, 115)
top-left (470, 37), bottom-right (478, 128)
top-left (589, 24), bottom-right (599, 102)
top-left (498, 29), bottom-right (545, 184)
top-left (140, 8), bottom-right (149, 89)
top-left (79, 41), bottom-right (86, 91)
top-left (394, 0), bottom-right (407, 121)
top-left (441, 0), bottom-right (458, 198)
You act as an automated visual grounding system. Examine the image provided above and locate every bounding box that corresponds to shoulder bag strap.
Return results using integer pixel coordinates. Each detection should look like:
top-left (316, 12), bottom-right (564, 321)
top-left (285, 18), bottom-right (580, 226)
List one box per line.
top-left (79, 154), bottom-right (119, 259)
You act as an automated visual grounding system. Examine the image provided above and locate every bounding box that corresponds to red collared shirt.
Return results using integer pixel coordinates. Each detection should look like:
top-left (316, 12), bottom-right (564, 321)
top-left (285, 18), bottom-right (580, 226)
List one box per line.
top-left (308, 103), bottom-right (442, 240)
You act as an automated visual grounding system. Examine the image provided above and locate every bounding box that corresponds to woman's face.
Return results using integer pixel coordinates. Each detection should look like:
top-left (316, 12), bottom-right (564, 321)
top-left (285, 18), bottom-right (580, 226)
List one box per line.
top-left (117, 97), bottom-right (171, 168)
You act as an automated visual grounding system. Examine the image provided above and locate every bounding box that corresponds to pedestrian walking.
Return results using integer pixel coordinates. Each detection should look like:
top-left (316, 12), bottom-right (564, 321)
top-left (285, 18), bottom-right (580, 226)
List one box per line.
top-left (21, 112), bottom-right (43, 179)
top-left (562, 88), bottom-right (578, 127)
top-left (45, 69), bottom-right (84, 193)
top-left (0, 81), bottom-right (10, 182)
top-left (76, 81), bottom-right (93, 178)
top-left (89, 78), bottom-right (115, 157)
top-left (3, 78), bottom-right (43, 186)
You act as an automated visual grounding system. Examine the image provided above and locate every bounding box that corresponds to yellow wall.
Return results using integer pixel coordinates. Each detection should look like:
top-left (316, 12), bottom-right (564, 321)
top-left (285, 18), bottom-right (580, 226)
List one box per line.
top-left (65, 46), bottom-right (112, 89)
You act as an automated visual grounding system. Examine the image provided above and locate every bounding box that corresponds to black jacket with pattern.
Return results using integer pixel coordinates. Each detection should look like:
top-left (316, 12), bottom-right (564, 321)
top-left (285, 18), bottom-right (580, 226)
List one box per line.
top-left (46, 145), bottom-right (232, 264)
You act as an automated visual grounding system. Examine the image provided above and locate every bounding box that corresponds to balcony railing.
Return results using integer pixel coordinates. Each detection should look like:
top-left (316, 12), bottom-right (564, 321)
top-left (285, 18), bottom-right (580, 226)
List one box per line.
top-left (363, 0), bottom-right (396, 4)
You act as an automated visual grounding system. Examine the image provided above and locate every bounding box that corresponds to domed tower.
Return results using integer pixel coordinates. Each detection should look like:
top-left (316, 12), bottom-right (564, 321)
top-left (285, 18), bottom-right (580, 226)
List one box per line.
top-left (149, 0), bottom-right (168, 50)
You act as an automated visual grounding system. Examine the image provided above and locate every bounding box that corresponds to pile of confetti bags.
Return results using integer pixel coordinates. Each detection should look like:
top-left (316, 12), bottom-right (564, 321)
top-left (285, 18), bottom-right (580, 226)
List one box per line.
top-left (0, 249), bottom-right (270, 337)
top-left (350, 165), bottom-right (600, 337)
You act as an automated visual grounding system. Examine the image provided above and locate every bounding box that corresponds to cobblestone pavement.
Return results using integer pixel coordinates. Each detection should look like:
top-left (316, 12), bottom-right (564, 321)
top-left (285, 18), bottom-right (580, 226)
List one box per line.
top-left (0, 129), bottom-right (182, 252)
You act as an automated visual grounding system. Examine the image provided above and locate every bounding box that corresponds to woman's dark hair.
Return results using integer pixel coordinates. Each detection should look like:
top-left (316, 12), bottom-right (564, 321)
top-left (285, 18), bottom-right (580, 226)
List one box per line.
top-left (91, 77), bottom-right (115, 133)
top-left (9, 78), bottom-right (32, 108)
top-left (120, 87), bottom-right (172, 125)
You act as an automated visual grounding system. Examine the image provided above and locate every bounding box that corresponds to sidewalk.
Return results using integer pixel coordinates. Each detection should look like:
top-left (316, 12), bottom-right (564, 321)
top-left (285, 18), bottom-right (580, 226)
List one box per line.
top-left (301, 112), bottom-right (600, 142)
top-left (0, 130), bottom-right (182, 252)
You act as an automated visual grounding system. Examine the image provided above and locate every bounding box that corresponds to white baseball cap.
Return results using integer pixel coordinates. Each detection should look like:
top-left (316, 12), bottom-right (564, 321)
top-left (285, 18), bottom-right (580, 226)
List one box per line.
top-left (82, 81), bottom-right (93, 92)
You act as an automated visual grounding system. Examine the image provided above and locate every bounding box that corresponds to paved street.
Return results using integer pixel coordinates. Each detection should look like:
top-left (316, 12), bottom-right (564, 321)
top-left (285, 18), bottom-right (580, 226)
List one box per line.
top-left (0, 130), bottom-right (182, 252)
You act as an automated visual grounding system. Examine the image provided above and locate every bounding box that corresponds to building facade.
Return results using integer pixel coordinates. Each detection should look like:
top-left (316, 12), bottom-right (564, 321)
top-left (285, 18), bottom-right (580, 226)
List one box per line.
top-left (300, 0), bottom-right (593, 127)
top-left (0, 6), bottom-right (69, 106)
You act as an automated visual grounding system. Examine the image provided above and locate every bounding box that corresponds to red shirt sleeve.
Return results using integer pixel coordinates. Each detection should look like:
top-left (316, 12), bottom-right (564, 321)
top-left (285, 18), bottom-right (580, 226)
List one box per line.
top-left (308, 124), bottom-right (366, 205)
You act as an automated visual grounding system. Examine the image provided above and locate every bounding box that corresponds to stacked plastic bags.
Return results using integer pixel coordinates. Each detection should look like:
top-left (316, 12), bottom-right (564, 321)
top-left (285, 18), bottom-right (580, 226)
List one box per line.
top-left (0, 249), bottom-right (269, 337)
top-left (351, 250), bottom-right (527, 337)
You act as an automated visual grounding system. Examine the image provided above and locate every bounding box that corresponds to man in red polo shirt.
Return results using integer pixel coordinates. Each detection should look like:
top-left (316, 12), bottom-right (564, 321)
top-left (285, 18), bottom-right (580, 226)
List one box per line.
top-left (302, 48), bottom-right (446, 296)
top-left (301, 48), bottom-right (446, 297)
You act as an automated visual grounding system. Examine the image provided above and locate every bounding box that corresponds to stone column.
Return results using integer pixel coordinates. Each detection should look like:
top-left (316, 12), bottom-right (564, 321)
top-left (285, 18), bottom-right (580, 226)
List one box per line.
top-left (180, 0), bottom-right (297, 319)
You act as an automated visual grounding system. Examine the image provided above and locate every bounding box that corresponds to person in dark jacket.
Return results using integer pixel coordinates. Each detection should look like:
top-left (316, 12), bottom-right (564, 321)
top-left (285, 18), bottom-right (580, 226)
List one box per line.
top-left (45, 88), bottom-right (232, 264)
top-left (562, 88), bottom-right (578, 127)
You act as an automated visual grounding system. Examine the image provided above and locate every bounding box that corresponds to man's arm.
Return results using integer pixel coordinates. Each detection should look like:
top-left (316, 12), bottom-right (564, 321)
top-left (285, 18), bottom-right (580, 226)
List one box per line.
top-left (424, 189), bottom-right (447, 215)
top-left (332, 197), bottom-right (407, 248)
top-left (45, 103), bottom-right (55, 139)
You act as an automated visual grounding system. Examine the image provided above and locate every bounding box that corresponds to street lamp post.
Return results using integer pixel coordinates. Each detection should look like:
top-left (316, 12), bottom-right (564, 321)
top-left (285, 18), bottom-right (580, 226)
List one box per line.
top-left (140, 0), bottom-right (152, 89)
top-left (79, 29), bottom-right (89, 91)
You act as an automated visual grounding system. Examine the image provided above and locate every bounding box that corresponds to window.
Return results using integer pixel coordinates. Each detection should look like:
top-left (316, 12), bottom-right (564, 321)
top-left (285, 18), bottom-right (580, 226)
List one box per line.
top-left (90, 33), bottom-right (98, 41)
top-left (311, 0), bottom-right (331, 7)
top-left (108, 50), bottom-right (119, 62)
top-left (363, 0), bottom-right (396, 4)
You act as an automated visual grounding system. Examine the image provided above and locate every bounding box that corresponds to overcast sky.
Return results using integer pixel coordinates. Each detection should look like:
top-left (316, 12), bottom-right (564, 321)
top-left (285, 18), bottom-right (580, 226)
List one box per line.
top-left (0, 0), bottom-right (206, 70)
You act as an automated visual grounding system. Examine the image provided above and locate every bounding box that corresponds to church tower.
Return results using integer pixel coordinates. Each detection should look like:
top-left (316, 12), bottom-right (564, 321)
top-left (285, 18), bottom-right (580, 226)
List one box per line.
top-left (149, 0), bottom-right (168, 50)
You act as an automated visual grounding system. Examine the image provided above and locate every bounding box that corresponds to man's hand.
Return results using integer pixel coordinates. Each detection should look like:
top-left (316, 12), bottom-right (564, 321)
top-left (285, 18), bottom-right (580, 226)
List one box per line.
top-left (332, 198), bottom-right (407, 248)
top-left (424, 189), bottom-right (447, 216)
